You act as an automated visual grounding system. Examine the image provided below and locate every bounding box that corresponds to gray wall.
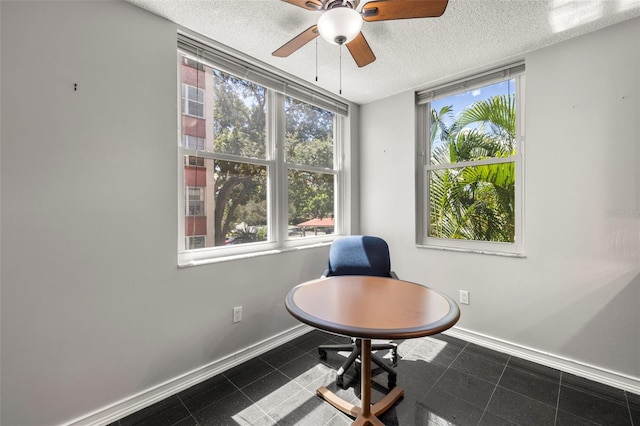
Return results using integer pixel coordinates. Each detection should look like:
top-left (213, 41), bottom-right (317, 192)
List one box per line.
top-left (0, 2), bottom-right (342, 425)
top-left (361, 16), bottom-right (640, 385)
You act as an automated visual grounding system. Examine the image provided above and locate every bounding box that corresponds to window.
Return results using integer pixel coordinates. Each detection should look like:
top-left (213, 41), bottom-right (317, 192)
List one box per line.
top-left (183, 135), bottom-right (205, 151)
top-left (416, 63), bottom-right (525, 255)
top-left (177, 35), bottom-right (348, 264)
top-left (186, 187), bottom-right (204, 216)
top-left (182, 84), bottom-right (205, 118)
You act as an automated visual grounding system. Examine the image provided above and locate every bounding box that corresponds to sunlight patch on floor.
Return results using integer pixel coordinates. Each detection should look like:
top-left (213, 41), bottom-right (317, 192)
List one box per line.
top-left (400, 337), bottom-right (447, 363)
top-left (232, 360), bottom-right (335, 424)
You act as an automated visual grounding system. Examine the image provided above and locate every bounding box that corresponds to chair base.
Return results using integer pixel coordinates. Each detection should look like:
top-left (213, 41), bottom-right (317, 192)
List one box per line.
top-left (318, 339), bottom-right (398, 389)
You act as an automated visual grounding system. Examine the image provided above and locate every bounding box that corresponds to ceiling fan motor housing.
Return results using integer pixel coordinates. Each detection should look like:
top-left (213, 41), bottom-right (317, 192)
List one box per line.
top-left (317, 2), bottom-right (363, 45)
top-left (325, 0), bottom-right (359, 10)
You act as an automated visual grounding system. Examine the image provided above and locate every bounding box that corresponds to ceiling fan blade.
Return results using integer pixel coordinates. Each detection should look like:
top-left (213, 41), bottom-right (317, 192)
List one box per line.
top-left (346, 32), bottom-right (376, 67)
top-left (273, 25), bottom-right (319, 57)
top-left (281, 0), bottom-right (323, 11)
top-left (362, 0), bottom-right (449, 22)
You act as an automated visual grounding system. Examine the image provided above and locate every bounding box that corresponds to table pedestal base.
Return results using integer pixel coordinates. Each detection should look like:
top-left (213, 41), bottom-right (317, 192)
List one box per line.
top-left (317, 386), bottom-right (404, 425)
top-left (317, 339), bottom-right (404, 425)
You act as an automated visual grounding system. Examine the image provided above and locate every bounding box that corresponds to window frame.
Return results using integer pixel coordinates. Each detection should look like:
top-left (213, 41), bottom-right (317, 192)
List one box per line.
top-left (416, 63), bottom-right (526, 256)
top-left (177, 35), bottom-right (349, 266)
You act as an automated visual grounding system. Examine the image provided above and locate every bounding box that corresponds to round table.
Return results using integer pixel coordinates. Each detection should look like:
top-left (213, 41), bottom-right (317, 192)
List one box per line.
top-left (286, 275), bottom-right (460, 425)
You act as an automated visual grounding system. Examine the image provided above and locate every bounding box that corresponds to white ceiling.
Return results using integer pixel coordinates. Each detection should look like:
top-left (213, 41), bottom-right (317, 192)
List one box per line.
top-left (127, 0), bottom-right (640, 105)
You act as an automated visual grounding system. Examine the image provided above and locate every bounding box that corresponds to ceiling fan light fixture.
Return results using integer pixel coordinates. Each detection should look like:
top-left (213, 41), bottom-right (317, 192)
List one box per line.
top-left (317, 7), bottom-right (363, 45)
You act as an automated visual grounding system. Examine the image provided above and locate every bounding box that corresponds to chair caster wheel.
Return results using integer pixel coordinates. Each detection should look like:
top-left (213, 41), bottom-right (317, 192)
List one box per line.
top-left (319, 350), bottom-right (327, 360)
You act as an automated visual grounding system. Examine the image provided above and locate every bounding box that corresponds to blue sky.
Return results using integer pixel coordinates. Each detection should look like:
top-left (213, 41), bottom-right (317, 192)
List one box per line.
top-left (432, 79), bottom-right (515, 129)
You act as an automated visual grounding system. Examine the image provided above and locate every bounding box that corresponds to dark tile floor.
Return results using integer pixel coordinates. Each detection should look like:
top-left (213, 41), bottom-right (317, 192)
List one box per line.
top-left (111, 330), bottom-right (639, 426)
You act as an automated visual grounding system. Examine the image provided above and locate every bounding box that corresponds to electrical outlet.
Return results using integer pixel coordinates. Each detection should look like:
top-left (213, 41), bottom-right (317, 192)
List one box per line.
top-left (459, 290), bottom-right (470, 305)
top-left (233, 306), bottom-right (242, 323)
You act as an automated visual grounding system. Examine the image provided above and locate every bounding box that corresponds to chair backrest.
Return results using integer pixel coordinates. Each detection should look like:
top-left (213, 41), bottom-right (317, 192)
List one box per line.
top-left (326, 236), bottom-right (392, 277)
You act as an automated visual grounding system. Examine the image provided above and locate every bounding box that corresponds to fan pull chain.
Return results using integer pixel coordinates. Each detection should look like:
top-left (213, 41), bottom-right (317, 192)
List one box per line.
top-left (315, 38), bottom-right (318, 82)
top-left (339, 45), bottom-right (342, 95)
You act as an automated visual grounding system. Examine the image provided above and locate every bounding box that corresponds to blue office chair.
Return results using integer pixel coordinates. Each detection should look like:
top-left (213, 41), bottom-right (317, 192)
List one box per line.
top-left (318, 235), bottom-right (399, 389)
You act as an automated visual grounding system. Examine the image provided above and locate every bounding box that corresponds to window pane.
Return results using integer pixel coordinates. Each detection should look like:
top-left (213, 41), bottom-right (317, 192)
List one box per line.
top-left (285, 97), bottom-right (334, 168)
top-left (182, 84), bottom-right (205, 118)
top-left (214, 159), bottom-right (268, 246)
top-left (188, 85), bottom-right (204, 103)
top-left (430, 79), bottom-right (516, 165)
top-left (186, 187), bottom-right (204, 216)
top-left (212, 70), bottom-right (266, 158)
top-left (188, 101), bottom-right (204, 118)
top-left (184, 156), bottom-right (268, 248)
top-left (288, 170), bottom-right (334, 239)
top-left (183, 135), bottom-right (205, 151)
top-left (428, 162), bottom-right (515, 243)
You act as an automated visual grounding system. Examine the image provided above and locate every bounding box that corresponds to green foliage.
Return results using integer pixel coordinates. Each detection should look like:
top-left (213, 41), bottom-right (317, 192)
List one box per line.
top-left (429, 94), bottom-right (516, 243)
top-left (213, 70), bottom-right (266, 158)
top-left (285, 97), bottom-right (334, 168)
top-left (230, 223), bottom-right (265, 244)
top-left (288, 170), bottom-right (334, 224)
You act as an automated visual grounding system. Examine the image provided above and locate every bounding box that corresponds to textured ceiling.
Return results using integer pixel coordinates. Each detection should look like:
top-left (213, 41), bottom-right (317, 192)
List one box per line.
top-left (126, 0), bottom-right (640, 105)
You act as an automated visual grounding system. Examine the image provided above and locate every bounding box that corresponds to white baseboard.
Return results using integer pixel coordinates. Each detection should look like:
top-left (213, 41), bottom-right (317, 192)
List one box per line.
top-left (64, 324), bottom-right (313, 426)
top-left (445, 326), bottom-right (640, 395)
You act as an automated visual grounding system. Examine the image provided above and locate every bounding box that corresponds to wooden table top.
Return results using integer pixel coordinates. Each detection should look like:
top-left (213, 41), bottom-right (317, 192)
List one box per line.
top-left (285, 276), bottom-right (460, 339)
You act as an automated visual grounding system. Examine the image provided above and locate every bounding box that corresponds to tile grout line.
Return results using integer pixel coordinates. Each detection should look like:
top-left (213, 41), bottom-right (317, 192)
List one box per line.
top-left (228, 374), bottom-right (277, 425)
top-left (423, 340), bottom-right (470, 401)
top-left (408, 339), bottom-right (472, 423)
top-left (175, 394), bottom-right (200, 426)
top-left (625, 391), bottom-right (635, 426)
top-left (552, 371), bottom-right (563, 426)
top-left (477, 354), bottom-right (511, 426)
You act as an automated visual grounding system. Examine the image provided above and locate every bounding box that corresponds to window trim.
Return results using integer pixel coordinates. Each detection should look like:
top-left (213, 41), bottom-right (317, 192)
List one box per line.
top-left (416, 63), bottom-right (525, 256)
top-left (176, 34), bottom-right (349, 266)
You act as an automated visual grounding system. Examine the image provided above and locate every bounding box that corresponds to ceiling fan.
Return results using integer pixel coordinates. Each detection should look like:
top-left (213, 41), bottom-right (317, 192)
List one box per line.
top-left (273, 0), bottom-right (449, 68)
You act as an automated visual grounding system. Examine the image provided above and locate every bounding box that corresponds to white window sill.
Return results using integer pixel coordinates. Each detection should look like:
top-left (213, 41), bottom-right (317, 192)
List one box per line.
top-left (417, 243), bottom-right (526, 258)
top-left (178, 241), bottom-right (332, 268)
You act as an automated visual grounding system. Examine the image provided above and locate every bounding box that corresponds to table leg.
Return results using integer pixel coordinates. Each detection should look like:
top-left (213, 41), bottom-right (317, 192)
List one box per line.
top-left (360, 339), bottom-right (372, 416)
top-left (316, 338), bottom-right (404, 425)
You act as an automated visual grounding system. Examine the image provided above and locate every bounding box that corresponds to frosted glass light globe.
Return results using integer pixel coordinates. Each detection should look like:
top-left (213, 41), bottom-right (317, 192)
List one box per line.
top-left (317, 7), bottom-right (363, 45)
